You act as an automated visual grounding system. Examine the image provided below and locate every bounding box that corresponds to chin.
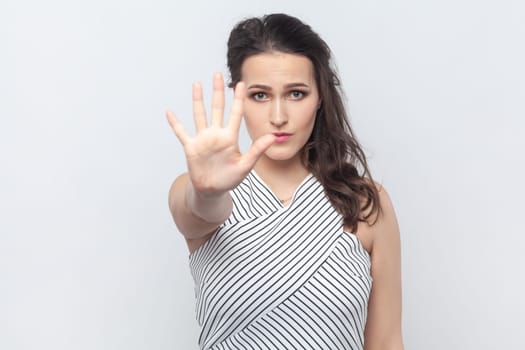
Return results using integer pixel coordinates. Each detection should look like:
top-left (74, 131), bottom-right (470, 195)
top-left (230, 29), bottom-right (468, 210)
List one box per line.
top-left (263, 149), bottom-right (301, 163)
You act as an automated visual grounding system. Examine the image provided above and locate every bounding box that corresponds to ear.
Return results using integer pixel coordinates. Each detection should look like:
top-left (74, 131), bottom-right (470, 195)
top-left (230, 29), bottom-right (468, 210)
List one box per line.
top-left (317, 99), bottom-right (322, 110)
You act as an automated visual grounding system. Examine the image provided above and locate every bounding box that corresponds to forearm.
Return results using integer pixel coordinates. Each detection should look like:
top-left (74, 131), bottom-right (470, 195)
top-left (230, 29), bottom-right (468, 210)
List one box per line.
top-left (169, 174), bottom-right (233, 239)
top-left (184, 179), bottom-right (232, 223)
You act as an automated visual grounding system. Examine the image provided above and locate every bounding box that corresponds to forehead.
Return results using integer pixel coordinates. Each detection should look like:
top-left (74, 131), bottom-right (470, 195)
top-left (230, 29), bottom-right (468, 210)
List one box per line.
top-left (241, 52), bottom-right (315, 84)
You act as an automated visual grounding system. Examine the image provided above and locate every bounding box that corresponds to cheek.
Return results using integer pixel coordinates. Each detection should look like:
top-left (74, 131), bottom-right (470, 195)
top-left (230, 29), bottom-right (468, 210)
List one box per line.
top-left (296, 104), bottom-right (318, 129)
top-left (242, 113), bottom-right (261, 139)
top-left (243, 103), bottom-right (268, 136)
top-left (243, 118), bottom-right (255, 138)
top-left (304, 118), bottom-right (316, 139)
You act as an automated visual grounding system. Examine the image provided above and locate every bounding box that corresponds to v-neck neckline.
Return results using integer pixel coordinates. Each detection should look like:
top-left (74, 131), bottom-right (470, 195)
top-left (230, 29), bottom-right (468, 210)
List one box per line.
top-left (250, 170), bottom-right (314, 208)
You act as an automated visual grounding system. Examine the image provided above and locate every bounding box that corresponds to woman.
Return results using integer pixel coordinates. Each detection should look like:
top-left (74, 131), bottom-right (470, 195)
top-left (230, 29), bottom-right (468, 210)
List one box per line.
top-left (167, 13), bottom-right (403, 350)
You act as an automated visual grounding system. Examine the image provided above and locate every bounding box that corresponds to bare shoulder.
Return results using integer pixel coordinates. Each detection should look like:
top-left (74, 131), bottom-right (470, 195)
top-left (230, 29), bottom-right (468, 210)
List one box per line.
top-left (167, 173), bottom-right (189, 225)
top-left (368, 181), bottom-right (400, 250)
top-left (354, 181), bottom-right (400, 254)
top-left (168, 172), bottom-right (189, 203)
top-left (168, 172), bottom-right (217, 254)
top-left (373, 181), bottom-right (398, 226)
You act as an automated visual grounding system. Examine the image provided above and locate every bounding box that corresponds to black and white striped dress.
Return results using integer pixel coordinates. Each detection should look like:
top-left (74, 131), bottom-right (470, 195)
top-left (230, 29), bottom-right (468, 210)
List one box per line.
top-left (189, 171), bottom-right (372, 349)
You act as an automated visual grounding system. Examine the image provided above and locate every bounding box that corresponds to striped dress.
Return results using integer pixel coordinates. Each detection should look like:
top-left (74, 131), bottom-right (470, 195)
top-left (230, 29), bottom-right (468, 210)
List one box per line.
top-left (189, 171), bottom-right (372, 350)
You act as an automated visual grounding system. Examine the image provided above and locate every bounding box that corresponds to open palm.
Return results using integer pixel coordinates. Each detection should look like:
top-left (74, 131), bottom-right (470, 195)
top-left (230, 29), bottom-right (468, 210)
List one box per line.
top-left (167, 73), bottom-right (275, 197)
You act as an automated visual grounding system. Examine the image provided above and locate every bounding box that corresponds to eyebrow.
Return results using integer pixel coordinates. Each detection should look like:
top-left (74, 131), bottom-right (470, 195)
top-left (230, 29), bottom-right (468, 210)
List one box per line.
top-left (247, 82), bottom-right (310, 90)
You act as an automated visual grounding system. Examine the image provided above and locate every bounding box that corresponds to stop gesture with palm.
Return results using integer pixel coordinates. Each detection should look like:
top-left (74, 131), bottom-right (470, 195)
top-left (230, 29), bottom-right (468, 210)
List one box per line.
top-left (166, 73), bottom-right (275, 198)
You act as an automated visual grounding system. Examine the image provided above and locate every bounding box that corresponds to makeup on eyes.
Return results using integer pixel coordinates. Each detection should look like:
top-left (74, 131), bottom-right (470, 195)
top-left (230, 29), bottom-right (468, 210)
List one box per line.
top-left (248, 87), bottom-right (310, 101)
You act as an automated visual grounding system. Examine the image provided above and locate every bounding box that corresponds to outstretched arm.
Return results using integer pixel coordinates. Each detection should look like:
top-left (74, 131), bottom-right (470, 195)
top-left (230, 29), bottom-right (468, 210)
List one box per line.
top-left (166, 73), bottom-right (275, 252)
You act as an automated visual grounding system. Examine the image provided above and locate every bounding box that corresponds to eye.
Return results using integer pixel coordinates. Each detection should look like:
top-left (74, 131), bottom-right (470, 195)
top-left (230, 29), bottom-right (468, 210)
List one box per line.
top-left (251, 92), bottom-right (268, 101)
top-left (289, 91), bottom-right (305, 100)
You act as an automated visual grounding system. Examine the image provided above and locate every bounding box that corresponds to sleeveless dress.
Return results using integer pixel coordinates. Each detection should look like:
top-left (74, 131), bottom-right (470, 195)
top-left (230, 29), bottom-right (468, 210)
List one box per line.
top-left (189, 171), bottom-right (372, 350)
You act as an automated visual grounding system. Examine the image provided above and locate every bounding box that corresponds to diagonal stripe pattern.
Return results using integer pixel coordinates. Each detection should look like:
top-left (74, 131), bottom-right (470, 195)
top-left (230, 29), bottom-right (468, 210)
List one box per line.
top-left (189, 172), bottom-right (372, 350)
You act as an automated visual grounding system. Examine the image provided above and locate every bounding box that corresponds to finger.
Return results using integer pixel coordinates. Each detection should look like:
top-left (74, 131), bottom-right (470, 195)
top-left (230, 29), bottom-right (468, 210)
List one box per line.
top-left (210, 72), bottom-right (225, 128)
top-left (192, 81), bottom-right (207, 131)
top-left (228, 81), bottom-right (245, 137)
top-left (166, 110), bottom-right (190, 145)
top-left (240, 134), bottom-right (276, 171)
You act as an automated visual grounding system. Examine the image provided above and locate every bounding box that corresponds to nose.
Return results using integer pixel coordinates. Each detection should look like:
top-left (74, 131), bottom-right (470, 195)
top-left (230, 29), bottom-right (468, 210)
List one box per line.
top-left (269, 99), bottom-right (288, 127)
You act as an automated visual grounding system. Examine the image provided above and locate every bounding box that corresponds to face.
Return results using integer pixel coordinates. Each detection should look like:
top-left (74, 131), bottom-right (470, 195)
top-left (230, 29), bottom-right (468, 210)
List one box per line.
top-left (241, 52), bottom-right (320, 167)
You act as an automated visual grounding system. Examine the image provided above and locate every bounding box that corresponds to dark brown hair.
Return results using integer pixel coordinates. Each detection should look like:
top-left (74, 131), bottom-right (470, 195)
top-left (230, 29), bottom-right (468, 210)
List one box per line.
top-left (227, 13), bottom-right (381, 231)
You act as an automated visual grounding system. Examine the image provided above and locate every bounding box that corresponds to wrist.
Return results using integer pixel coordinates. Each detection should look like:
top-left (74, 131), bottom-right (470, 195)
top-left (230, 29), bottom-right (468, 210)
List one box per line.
top-left (184, 181), bottom-right (232, 224)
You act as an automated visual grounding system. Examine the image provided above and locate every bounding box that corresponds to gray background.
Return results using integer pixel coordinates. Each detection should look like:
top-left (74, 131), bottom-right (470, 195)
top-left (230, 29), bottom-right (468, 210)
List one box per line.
top-left (2, 0), bottom-right (524, 349)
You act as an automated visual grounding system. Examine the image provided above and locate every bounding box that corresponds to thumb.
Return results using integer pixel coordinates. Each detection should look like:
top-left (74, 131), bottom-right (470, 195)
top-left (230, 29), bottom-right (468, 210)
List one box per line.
top-left (240, 134), bottom-right (276, 170)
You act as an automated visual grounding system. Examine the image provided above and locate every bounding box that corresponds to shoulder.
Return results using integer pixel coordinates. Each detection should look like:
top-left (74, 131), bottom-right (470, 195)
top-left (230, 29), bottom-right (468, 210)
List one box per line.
top-left (354, 180), bottom-right (400, 255)
top-left (367, 181), bottom-right (400, 249)
top-left (168, 173), bottom-right (189, 203)
top-left (372, 181), bottom-right (397, 230)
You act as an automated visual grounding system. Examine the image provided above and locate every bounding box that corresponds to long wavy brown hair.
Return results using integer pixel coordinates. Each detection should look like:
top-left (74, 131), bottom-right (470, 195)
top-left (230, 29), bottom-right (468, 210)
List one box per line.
top-left (227, 13), bottom-right (381, 231)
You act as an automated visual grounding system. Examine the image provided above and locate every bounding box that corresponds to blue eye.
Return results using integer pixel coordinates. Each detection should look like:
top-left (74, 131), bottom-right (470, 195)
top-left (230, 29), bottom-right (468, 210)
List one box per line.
top-left (290, 91), bottom-right (304, 99)
top-left (252, 92), bottom-right (267, 101)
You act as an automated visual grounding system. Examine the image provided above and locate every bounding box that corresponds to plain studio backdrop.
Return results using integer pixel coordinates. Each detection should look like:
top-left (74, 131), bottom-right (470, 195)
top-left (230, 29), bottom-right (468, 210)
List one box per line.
top-left (1, 0), bottom-right (524, 349)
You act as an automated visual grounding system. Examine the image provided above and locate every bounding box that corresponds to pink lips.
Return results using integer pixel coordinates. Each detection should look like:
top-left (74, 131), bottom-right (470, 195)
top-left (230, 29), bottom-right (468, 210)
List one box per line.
top-left (273, 132), bottom-right (292, 143)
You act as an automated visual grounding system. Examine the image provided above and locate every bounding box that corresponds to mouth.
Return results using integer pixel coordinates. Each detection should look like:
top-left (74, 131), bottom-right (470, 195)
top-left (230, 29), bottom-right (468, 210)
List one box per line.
top-left (272, 132), bottom-right (292, 143)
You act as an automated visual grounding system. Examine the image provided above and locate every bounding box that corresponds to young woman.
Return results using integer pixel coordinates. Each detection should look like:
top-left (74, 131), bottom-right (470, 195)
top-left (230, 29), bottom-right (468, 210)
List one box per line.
top-left (167, 13), bottom-right (403, 350)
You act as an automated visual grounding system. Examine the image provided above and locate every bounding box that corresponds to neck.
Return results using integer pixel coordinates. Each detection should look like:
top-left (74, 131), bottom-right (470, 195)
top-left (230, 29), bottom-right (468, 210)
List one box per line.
top-left (253, 156), bottom-right (310, 196)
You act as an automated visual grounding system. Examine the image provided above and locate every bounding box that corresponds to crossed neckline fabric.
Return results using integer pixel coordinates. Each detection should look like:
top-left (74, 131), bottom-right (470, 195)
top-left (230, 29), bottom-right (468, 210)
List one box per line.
top-left (251, 170), bottom-right (313, 209)
top-left (189, 171), bottom-right (372, 350)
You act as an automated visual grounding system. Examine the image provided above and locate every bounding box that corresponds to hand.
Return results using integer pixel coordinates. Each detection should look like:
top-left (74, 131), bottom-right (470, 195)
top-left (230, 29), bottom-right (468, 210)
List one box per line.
top-left (166, 73), bottom-right (275, 198)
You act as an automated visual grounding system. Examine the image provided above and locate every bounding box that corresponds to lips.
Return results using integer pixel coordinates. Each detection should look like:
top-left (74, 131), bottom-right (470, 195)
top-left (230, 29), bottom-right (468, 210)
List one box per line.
top-left (273, 132), bottom-right (292, 143)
